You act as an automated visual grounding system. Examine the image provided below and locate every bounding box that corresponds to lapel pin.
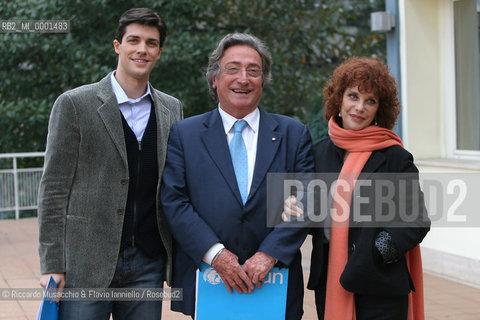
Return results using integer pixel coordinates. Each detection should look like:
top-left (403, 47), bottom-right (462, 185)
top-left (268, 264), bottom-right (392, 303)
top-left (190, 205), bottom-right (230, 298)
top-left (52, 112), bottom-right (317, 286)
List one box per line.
top-left (272, 137), bottom-right (276, 141)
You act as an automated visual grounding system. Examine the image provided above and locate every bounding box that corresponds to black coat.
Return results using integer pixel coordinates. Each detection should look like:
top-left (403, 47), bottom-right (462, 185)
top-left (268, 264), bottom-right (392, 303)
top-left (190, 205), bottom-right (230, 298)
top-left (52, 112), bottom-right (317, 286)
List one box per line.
top-left (307, 137), bottom-right (430, 297)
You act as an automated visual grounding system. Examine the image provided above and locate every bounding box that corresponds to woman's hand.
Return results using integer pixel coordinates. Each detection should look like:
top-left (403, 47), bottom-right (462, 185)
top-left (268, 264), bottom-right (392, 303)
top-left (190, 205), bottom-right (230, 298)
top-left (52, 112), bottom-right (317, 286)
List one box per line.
top-left (281, 195), bottom-right (304, 222)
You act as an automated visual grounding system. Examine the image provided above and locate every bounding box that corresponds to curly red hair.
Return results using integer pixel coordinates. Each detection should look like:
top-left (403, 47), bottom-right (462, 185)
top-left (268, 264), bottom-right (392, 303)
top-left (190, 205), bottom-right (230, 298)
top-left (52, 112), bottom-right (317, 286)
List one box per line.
top-left (323, 57), bottom-right (400, 129)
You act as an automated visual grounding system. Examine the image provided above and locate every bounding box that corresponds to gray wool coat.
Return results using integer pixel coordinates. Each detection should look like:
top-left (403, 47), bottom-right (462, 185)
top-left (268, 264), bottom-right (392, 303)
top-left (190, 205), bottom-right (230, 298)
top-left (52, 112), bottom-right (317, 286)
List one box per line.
top-left (37, 73), bottom-right (183, 288)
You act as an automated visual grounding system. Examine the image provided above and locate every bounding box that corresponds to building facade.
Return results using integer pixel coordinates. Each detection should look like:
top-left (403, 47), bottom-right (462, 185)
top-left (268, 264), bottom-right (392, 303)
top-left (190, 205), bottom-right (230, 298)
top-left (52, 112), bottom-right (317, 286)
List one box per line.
top-left (395, 0), bottom-right (480, 287)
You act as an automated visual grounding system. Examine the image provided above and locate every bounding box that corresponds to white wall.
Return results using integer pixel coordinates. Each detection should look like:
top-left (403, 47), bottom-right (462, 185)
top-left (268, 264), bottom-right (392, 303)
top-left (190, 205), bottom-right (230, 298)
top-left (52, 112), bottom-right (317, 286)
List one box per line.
top-left (399, 0), bottom-right (442, 157)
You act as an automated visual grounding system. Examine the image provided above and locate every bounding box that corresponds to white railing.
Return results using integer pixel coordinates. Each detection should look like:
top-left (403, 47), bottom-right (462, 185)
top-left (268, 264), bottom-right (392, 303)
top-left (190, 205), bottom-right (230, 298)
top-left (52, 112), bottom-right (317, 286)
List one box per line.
top-left (0, 152), bottom-right (45, 220)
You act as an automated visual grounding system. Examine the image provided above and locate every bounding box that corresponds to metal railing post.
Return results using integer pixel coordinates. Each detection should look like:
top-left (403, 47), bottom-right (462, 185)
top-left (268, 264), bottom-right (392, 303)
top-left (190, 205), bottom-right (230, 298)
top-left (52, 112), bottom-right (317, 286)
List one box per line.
top-left (13, 156), bottom-right (19, 220)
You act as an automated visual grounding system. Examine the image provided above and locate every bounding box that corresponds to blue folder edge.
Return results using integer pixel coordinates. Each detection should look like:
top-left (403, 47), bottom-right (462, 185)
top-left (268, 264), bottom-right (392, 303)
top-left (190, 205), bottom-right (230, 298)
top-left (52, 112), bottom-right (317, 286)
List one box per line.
top-left (35, 276), bottom-right (59, 320)
top-left (195, 262), bottom-right (288, 320)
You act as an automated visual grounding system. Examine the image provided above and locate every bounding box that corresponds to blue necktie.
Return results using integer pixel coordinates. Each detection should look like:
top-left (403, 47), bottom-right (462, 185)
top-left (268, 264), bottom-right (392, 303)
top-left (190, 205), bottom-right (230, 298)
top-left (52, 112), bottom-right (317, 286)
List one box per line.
top-left (229, 120), bottom-right (248, 204)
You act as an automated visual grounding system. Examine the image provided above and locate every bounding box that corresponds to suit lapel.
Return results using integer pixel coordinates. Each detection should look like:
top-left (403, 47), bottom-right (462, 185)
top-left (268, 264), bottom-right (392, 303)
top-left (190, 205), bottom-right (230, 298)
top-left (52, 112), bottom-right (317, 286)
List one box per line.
top-left (151, 87), bottom-right (170, 167)
top-left (200, 110), bottom-right (244, 205)
top-left (360, 150), bottom-right (386, 179)
top-left (96, 74), bottom-right (128, 169)
top-left (248, 110), bottom-right (281, 201)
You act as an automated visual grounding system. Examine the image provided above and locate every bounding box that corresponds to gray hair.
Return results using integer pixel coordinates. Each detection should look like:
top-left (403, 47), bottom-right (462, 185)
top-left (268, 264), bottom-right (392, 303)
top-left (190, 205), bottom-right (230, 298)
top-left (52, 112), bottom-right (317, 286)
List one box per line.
top-left (205, 33), bottom-right (272, 100)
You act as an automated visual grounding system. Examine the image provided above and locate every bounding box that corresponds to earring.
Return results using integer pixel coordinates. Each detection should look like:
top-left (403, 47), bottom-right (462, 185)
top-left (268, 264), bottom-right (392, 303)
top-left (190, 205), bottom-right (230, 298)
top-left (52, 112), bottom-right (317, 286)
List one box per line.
top-left (374, 118), bottom-right (378, 126)
top-left (338, 112), bottom-right (342, 118)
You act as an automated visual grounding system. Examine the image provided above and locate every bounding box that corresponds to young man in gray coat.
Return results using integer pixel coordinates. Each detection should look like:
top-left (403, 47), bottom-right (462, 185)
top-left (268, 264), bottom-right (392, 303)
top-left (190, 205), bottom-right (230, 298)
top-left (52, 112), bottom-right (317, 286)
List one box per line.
top-left (37, 8), bottom-right (183, 319)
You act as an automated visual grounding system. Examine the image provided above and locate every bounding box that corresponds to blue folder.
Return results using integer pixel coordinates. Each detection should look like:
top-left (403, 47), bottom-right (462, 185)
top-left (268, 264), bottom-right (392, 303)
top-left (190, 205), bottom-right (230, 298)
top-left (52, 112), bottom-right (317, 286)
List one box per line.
top-left (195, 262), bottom-right (288, 320)
top-left (35, 276), bottom-right (59, 320)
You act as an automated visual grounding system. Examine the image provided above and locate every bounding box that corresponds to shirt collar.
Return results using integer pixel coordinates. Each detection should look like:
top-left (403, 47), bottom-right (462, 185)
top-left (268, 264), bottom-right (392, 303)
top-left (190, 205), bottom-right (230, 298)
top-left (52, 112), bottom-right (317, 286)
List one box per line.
top-left (218, 105), bottom-right (260, 135)
top-left (110, 71), bottom-right (153, 105)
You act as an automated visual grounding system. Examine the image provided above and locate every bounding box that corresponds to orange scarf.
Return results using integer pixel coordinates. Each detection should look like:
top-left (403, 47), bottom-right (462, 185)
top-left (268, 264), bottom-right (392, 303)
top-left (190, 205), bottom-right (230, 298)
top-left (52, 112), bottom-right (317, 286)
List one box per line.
top-left (324, 117), bottom-right (425, 320)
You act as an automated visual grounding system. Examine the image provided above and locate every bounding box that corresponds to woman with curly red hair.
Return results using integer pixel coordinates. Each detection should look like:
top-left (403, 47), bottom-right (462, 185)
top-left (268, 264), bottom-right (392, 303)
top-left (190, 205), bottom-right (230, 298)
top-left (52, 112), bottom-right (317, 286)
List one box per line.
top-left (285, 57), bottom-right (430, 319)
top-left (323, 57), bottom-right (400, 130)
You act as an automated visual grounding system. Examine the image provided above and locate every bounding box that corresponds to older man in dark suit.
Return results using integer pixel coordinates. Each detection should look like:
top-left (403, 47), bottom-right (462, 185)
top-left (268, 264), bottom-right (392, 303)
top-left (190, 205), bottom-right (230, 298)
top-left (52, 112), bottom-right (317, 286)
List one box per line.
top-left (37, 8), bottom-right (182, 320)
top-left (160, 33), bottom-right (315, 319)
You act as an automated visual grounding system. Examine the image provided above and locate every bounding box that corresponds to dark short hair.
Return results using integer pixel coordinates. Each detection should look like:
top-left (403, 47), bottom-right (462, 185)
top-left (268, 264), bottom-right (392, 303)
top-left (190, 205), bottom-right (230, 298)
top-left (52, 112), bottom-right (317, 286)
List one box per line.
top-left (205, 33), bottom-right (272, 100)
top-left (323, 57), bottom-right (400, 130)
top-left (114, 8), bottom-right (167, 48)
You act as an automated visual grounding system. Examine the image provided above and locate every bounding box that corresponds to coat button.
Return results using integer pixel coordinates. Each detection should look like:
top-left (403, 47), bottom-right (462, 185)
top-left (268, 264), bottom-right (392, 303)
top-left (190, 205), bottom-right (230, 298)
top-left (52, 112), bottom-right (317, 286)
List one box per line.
top-left (120, 179), bottom-right (128, 185)
top-left (241, 216), bottom-right (247, 222)
top-left (117, 209), bottom-right (124, 215)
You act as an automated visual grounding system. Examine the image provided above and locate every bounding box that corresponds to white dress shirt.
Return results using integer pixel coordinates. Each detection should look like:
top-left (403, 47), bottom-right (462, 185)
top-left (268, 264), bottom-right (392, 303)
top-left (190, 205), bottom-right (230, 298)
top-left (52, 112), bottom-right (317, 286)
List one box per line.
top-left (202, 106), bottom-right (260, 264)
top-left (218, 106), bottom-right (259, 195)
top-left (110, 72), bottom-right (153, 141)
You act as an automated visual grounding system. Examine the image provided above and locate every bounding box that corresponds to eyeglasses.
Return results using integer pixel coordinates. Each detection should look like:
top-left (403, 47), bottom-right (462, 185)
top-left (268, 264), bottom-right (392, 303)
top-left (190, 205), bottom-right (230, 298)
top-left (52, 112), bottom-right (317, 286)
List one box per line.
top-left (220, 66), bottom-right (263, 78)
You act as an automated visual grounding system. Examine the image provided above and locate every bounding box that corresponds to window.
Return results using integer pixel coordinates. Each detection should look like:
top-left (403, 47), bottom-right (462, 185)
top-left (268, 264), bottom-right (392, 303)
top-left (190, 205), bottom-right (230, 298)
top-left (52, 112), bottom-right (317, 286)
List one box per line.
top-left (454, 0), bottom-right (480, 151)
